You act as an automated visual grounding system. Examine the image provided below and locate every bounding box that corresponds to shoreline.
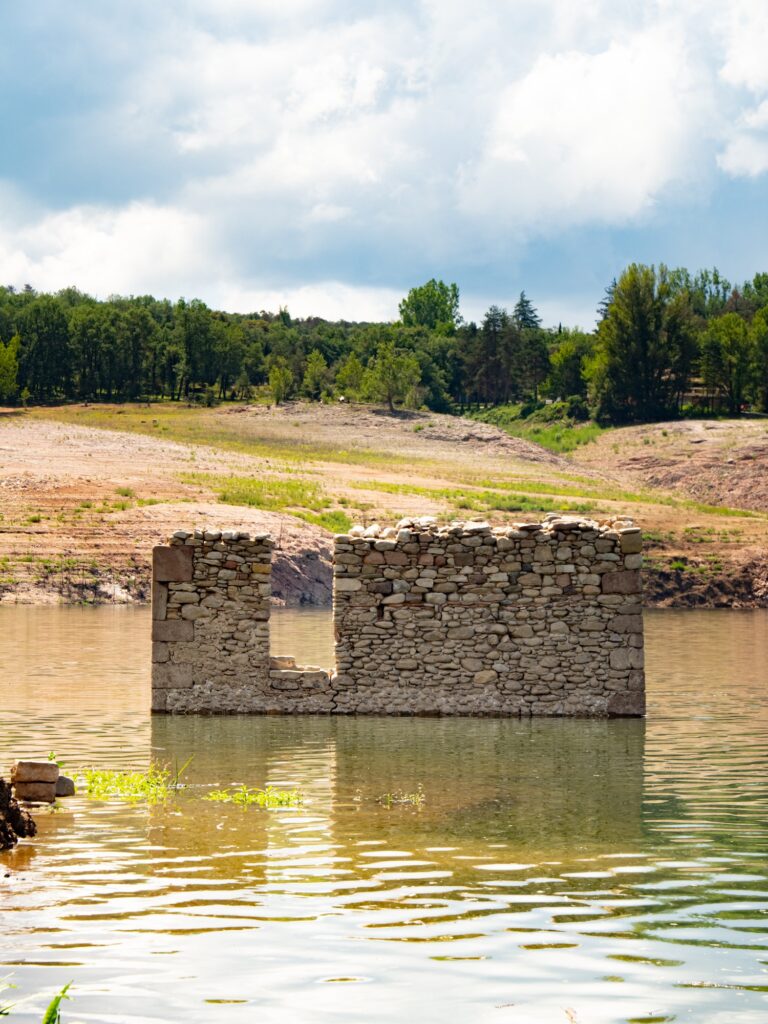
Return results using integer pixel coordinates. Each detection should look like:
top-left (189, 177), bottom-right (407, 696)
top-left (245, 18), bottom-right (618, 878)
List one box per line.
top-left (3, 562), bottom-right (767, 610)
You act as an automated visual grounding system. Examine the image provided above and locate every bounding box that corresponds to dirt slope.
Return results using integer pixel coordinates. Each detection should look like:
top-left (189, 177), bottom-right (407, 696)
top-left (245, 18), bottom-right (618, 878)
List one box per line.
top-left (2, 405), bottom-right (767, 608)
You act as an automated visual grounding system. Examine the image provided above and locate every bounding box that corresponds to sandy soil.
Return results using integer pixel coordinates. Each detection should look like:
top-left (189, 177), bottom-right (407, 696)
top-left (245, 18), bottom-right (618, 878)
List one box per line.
top-left (227, 401), bottom-right (572, 467)
top-left (574, 418), bottom-right (768, 512)
top-left (0, 415), bottom-right (333, 605)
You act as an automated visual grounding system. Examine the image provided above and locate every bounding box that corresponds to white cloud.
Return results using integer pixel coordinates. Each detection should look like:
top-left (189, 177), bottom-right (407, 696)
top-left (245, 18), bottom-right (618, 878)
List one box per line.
top-left (0, 189), bottom-right (401, 319)
top-left (4, 1), bottom-right (768, 317)
top-left (0, 199), bottom-right (210, 298)
top-left (718, 0), bottom-right (768, 93)
top-left (458, 22), bottom-right (718, 231)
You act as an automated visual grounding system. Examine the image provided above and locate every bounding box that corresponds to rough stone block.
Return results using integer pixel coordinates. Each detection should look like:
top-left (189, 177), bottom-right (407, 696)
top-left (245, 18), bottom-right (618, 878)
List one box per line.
top-left (11, 761), bottom-right (59, 784)
top-left (335, 577), bottom-right (362, 592)
top-left (153, 663), bottom-right (194, 689)
top-left (602, 570), bottom-right (642, 595)
top-left (152, 642), bottom-right (170, 664)
top-left (152, 581), bottom-right (168, 620)
top-left (152, 619), bottom-right (194, 642)
top-left (13, 781), bottom-right (57, 803)
top-left (153, 545), bottom-right (193, 582)
top-left (619, 529), bottom-right (643, 554)
top-left (607, 691), bottom-right (645, 716)
top-left (609, 647), bottom-right (644, 670)
top-left (152, 689), bottom-right (168, 712)
top-left (609, 614), bottom-right (643, 634)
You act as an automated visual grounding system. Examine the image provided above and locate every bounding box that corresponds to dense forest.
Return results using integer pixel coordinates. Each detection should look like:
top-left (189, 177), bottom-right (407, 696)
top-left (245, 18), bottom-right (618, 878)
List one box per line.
top-left (1, 264), bottom-right (767, 425)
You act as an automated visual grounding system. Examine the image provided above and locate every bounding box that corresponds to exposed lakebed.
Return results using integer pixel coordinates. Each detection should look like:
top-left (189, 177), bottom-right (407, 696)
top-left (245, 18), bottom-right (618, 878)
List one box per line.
top-left (1, 607), bottom-right (767, 1023)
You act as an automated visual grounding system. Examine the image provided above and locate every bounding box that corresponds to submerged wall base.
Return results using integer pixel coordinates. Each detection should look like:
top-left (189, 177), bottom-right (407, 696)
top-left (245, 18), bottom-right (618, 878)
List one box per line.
top-left (151, 515), bottom-right (645, 717)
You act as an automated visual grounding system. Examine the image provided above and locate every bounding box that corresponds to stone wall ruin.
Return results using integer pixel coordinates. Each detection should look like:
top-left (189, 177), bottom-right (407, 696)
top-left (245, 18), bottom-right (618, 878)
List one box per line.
top-left (151, 515), bottom-right (645, 717)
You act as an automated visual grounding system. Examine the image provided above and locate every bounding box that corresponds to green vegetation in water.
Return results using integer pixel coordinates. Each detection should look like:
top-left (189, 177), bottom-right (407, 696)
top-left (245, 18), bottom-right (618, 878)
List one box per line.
top-left (79, 759), bottom-right (191, 803)
top-left (376, 785), bottom-right (425, 809)
top-left (41, 984), bottom-right (71, 1024)
top-left (1, 981), bottom-right (71, 1023)
top-left (204, 784), bottom-right (302, 808)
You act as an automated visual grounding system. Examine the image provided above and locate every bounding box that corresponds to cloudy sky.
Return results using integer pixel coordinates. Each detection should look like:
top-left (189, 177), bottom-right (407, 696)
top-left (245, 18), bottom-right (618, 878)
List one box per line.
top-left (2, 1), bottom-right (767, 327)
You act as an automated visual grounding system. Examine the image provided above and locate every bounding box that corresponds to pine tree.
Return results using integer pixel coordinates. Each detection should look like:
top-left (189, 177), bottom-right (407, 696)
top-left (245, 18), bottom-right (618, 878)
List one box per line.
top-left (512, 291), bottom-right (541, 329)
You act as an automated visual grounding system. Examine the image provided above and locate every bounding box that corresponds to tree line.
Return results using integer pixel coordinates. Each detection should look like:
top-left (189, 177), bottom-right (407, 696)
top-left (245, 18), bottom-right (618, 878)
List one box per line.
top-left (1, 264), bottom-right (767, 424)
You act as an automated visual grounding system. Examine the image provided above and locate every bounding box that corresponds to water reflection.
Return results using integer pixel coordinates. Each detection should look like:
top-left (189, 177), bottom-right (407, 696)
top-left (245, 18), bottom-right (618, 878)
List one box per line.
top-left (1, 608), bottom-right (767, 1024)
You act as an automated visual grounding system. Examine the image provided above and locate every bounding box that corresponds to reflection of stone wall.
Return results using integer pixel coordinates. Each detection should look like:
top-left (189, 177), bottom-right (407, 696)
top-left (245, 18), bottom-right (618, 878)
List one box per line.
top-left (333, 517), bottom-right (644, 716)
top-left (150, 715), bottom-right (645, 854)
top-left (152, 516), bottom-right (645, 717)
top-left (152, 530), bottom-right (334, 713)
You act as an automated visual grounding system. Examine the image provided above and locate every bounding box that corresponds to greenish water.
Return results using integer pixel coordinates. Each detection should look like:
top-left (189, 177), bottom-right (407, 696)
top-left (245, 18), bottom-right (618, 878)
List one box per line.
top-left (1, 607), bottom-right (767, 1023)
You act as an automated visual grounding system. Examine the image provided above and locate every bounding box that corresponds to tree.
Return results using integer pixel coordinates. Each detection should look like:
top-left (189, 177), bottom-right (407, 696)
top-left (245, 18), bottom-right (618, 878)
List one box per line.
top-left (547, 331), bottom-right (595, 399)
top-left (335, 352), bottom-right (364, 398)
top-left (268, 359), bottom-right (294, 405)
top-left (302, 349), bottom-right (329, 400)
top-left (751, 307), bottom-right (768, 412)
top-left (18, 296), bottom-right (71, 400)
top-left (512, 291), bottom-right (541, 329)
top-left (363, 340), bottom-right (421, 412)
top-left (0, 334), bottom-right (19, 402)
top-left (466, 306), bottom-right (511, 405)
top-left (700, 313), bottom-right (755, 415)
top-left (588, 264), bottom-right (697, 423)
top-left (597, 278), bottom-right (616, 323)
top-left (399, 279), bottom-right (460, 333)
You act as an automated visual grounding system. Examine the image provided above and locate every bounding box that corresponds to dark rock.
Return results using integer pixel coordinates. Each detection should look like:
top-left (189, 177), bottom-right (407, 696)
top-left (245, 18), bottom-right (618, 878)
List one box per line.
top-left (55, 775), bottom-right (76, 797)
top-left (0, 778), bottom-right (37, 849)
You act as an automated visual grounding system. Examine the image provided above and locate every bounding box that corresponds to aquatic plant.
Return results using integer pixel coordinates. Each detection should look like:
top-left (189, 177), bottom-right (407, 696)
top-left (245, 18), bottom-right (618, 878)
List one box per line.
top-left (376, 784), bottom-right (425, 809)
top-left (42, 984), bottom-right (71, 1024)
top-left (204, 784), bottom-right (302, 808)
top-left (0, 976), bottom-right (15, 1017)
top-left (79, 758), bottom-right (191, 803)
top-left (1, 980), bottom-right (71, 1023)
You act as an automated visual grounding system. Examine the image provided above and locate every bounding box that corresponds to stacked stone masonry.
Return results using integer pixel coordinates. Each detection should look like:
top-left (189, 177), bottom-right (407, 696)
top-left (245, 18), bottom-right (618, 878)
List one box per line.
top-left (151, 515), bottom-right (645, 717)
top-left (152, 529), bottom-right (333, 713)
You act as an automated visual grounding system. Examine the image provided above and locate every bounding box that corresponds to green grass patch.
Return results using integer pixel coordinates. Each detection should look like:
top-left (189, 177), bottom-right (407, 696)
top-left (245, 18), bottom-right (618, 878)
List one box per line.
top-left (181, 471), bottom-right (327, 511)
top-left (115, 486), bottom-right (134, 497)
top-left (347, 479), bottom-right (594, 516)
top-left (467, 404), bottom-right (605, 453)
top-left (180, 471), bottom-right (352, 533)
top-left (204, 784), bottom-right (302, 808)
top-left (297, 509), bottom-right (353, 532)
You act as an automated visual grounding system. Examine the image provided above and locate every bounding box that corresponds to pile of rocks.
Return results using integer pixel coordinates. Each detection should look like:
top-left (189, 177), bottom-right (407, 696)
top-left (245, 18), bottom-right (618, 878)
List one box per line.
top-left (332, 515), bottom-right (644, 716)
top-left (9, 760), bottom-right (76, 803)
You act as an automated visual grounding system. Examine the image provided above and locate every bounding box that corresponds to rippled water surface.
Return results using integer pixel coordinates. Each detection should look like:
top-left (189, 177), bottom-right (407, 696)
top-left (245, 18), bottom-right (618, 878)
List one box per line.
top-left (1, 607), bottom-right (767, 1023)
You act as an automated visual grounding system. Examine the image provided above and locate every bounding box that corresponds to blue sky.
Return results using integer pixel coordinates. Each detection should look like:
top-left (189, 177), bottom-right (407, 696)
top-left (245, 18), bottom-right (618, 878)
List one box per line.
top-left (1, 1), bottom-right (767, 328)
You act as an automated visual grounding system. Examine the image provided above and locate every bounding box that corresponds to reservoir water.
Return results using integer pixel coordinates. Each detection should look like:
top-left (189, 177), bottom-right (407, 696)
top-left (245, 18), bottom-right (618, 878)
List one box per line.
top-left (1, 607), bottom-right (767, 1023)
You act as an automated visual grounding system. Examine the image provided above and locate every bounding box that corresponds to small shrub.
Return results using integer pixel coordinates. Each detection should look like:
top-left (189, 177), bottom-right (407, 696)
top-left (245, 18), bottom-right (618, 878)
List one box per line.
top-left (115, 486), bottom-right (134, 498)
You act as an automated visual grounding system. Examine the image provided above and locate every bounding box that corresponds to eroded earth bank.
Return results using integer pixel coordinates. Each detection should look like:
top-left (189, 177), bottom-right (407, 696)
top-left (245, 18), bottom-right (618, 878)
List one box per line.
top-left (1, 404), bottom-right (767, 609)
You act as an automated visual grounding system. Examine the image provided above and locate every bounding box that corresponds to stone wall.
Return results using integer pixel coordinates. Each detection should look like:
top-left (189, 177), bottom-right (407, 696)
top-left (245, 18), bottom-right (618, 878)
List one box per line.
top-left (332, 515), bottom-right (644, 716)
top-left (152, 529), bottom-right (333, 713)
top-left (152, 515), bottom-right (645, 717)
